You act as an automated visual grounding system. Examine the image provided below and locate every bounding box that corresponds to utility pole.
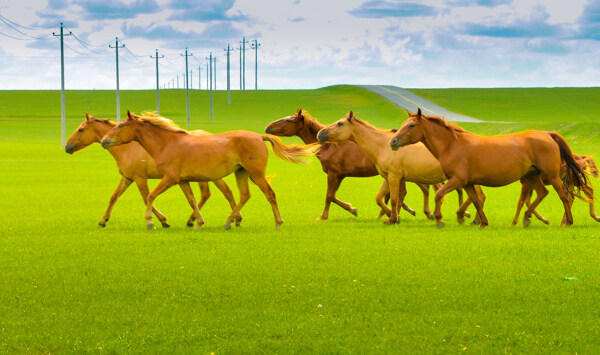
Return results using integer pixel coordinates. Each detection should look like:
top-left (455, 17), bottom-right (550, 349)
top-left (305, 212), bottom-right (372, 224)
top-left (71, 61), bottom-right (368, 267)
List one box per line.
top-left (190, 69), bottom-right (193, 89)
top-left (213, 57), bottom-right (217, 90)
top-left (109, 37), bottom-right (125, 122)
top-left (53, 22), bottom-right (71, 147)
top-left (181, 48), bottom-right (193, 127)
top-left (224, 44), bottom-right (231, 104)
top-left (251, 39), bottom-right (261, 90)
top-left (150, 49), bottom-right (164, 114)
top-left (206, 65), bottom-right (208, 92)
top-left (177, 74), bottom-right (179, 89)
top-left (198, 65), bottom-right (201, 90)
top-left (207, 53), bottom-right (213, 121)
top-left (241, 36), bottom-right (249, 91)
top-left (238, 45), bottom-right (242, 90)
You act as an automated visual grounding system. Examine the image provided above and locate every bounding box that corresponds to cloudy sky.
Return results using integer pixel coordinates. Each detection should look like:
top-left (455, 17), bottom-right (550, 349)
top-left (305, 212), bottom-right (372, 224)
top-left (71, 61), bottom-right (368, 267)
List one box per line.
top-left (0, 0), bottom-right (599, 90)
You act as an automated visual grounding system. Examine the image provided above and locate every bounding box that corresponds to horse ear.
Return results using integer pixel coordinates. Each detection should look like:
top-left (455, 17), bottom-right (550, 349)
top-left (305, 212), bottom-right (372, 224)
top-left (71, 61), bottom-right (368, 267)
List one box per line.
top-left (405, 109), bottom-right (414, 117)
top-left (347, 111), bottom-right (354, 121)
top-left (296, 108), bottom-right (302, 117)
top-left (85, 112), bottom-right (93, 121)
top-left (416, 108), bottom-right (422, 119)
top-left (127, 110), bottom-right (136, 120)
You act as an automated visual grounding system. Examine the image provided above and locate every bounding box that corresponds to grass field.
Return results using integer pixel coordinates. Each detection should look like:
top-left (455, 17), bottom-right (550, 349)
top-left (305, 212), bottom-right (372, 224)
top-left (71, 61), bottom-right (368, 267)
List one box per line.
top-left (1, 86), bottom-right (600, 353)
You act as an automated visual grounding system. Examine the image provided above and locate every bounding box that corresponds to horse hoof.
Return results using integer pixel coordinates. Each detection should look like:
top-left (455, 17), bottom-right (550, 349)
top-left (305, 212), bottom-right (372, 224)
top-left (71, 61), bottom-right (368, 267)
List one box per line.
top-left (98, 222), bottom-right (106, 228)
top-left (316, 215), bottom-right (328, 221)
top-left (437, 222), bottom-right (445, 229)
top-left (541, 219), bottom-right (549, 225)
top-left (523, 219), bottom-right (531, 228)
top-left (464, 211), bottom-right (471, 218)
top-left (351, 208), bottom-right (358, 216)
top-left (194, 224), bottom-right (203, 230)
top-left (146, 222), bottom-right (154, 229)
top-left (428, 215), bottom-right (435, 221)
top-left (457, 218), bottom-right (465, 225)
top-left (186, 222), bottom-right (194, 227)
top-left (235, 219), bottom-right (242, 227)
top-left (408, 210), bottom-right (416, 216)
top-left (162, 222), bottom-right (170, 228)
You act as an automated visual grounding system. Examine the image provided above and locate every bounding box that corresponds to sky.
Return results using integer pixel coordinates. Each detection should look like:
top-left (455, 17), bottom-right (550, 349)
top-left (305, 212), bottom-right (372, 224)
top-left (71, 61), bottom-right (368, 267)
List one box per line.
top-left (0, 0), bottom-right (599, 90)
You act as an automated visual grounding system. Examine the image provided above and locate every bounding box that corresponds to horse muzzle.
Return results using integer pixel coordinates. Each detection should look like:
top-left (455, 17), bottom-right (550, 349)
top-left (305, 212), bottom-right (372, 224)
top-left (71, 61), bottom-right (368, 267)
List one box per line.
top-left (264, 125), bottom-right (274, 134)
top-left (389, 137), bottom-right (404, 151)
top-left (316, 131), bottom-right (328, 143)
top-left (64, 144), bottom-right (75, 154)
top-left (101, 138), bottom-right (113, 149)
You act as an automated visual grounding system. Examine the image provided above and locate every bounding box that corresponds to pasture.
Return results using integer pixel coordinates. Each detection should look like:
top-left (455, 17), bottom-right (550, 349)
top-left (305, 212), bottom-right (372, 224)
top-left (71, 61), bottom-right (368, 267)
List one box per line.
top-left (1, 86), bottom-right (600, 353)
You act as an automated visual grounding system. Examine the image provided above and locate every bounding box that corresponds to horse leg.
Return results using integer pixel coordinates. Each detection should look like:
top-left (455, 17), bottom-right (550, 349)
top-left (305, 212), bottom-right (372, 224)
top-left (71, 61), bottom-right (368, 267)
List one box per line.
top-left (511, 181), bottom-right (532, 226)
top-left (525, 189), bottom-right (550, 225)
top-left (384, 176), bottom-right (402, 224)
top-left (433, 177), bottom-right (463, 228)
top-left (187, 182), bottom-right (210, 227)
top-left (224, 169), bottom-right (251, 230)
top-left (319, 174), bottom-right (355, 220)
top-left (134, 178), bottom-right (170, 228)
top-left (212, 178), bottom-right (242, 226)
top-left (416, 183), bottom-right (432, 219)
top-left (375, 179), bottom-right (392, 219)
top-left (586, 186), bottom-right (600, 222)
top-left (145, 178), bottom-right (176, 229)
top-left (463, 185), bottom-right (488, 228)
top-left (179, 182), bottom-right (204, 229)
top-left (522, 175), bottom-right (549, 227)
top-left (375, 180), bottom-right (392, 219)
top-left (249, 173), bottom-right (284, 230)
top-left (99, 176), bottom-right (133, 227)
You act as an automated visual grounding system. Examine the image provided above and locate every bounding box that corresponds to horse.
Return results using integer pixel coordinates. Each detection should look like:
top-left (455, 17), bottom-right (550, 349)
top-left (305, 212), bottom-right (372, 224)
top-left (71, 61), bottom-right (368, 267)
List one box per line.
top-left (316, 111), bottom-right (475, 225)
top-left (101, 110), bottom-right (318, 230)
top-left (511, 154), bottom-right (599, 226)
top-left (265, 108), bottom-right (439, 220)
top-left (65, 112), bottom-right (239, 228)
top-left (390, 108), bottom-right (589, 228)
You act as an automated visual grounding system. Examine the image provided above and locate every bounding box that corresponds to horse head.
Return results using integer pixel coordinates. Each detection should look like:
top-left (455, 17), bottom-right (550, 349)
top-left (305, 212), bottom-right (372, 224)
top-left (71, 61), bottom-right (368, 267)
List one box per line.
top-left (316, 111), bottom-right (358, 143)
top-left (65, 113), bottom-right (113, 154)
top-left (390, 108), bottom-right (424, 151)
top-left (101, 110), bottom-right (140, 149)
top-left (265, 108), bottom-right (305, 136)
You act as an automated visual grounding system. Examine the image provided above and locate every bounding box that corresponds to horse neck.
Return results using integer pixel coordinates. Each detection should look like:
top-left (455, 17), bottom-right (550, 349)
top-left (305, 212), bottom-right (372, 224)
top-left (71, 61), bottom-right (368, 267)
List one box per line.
top-left (349, 123), bottom-right (390, 160)
top-left (420, 119), bottom-right (455, 159)
top-left (92, 121), bottom-right (115, 142)
top-left (134, 124), bottom-right (174, 158)
top-left (297, 118), bottom-right (324, 144)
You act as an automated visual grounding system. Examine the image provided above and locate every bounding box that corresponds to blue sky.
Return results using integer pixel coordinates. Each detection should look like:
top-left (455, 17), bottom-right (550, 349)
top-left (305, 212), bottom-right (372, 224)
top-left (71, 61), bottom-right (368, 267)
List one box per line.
top-left (0, 0), bottom-right (599, 90)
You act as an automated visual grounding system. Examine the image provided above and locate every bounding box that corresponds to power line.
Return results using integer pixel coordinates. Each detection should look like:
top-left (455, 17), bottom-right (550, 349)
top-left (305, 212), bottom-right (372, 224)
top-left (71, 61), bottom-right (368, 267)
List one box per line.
top-left (0, 16), bottom-right (51, 39)
top-left (0, 14), bottom-right (52, 31)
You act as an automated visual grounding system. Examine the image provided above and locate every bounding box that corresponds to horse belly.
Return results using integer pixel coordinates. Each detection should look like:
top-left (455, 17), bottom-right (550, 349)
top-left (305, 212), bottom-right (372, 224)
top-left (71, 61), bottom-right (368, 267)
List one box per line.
top-left (179, 155), bottom-right (239, 182)
top-left (469, 163), bottom-right (533, 187)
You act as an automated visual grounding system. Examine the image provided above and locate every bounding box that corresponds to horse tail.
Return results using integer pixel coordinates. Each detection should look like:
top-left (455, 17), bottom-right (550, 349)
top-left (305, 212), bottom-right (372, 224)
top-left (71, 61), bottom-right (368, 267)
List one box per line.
top-left (550, 132), bottom-right (589, 198)
top-left (262, 134), bottom-right (320, 165)
top-left (579, 154), bottom-right (599, 178)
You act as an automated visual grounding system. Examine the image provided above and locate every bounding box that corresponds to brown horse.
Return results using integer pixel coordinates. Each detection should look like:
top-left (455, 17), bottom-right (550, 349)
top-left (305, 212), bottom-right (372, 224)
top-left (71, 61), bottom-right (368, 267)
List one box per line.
top-left (316, 111), bottom-right (473, 224)
top-left (512, 154), bottom-right (599, 225)
top-left (390, 108), bottom-right (589, 228)
top-left (101, 110), bottom-right (317, 230)
top-left (65, 113), bottom-right (238, 228)
top-left (265, 109), bottom-right (435, 220)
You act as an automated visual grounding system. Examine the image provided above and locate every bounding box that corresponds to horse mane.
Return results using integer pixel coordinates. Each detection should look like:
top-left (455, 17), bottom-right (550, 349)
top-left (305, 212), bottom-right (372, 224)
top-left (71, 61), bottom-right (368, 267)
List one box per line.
top-left (299, 109), bottom-right (325, 133)
top-left (135, 112), bottom-right (189, 134)
top-left (420, 113), bottom-right (466, 136)
top-left (351, 115), bottom-right (396, 133)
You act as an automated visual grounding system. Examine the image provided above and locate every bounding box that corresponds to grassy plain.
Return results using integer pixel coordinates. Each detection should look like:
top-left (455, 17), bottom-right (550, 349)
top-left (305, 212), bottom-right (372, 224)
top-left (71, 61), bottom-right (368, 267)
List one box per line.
top-left (1, 86), bottom-right (600, 353)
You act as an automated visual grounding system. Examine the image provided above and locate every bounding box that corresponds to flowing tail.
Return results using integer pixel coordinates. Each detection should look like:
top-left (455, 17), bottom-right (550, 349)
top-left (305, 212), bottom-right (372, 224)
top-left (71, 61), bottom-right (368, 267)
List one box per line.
top-left (578, 154), bottom-right (599, 178)
top-left (262, 134), bottom-right (320, 165)
top-left (550, 132), bottom-right (590, 199)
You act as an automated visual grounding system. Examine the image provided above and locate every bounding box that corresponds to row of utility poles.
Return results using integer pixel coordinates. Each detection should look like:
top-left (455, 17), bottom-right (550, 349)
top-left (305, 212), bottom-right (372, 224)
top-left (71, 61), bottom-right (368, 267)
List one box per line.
top-left (54, 22), bottom-right (262, 147)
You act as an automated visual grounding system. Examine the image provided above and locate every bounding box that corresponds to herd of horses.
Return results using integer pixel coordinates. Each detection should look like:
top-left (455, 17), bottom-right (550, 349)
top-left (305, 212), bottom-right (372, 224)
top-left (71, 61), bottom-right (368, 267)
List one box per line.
top-left (65, 108), bottom-right (598, 230)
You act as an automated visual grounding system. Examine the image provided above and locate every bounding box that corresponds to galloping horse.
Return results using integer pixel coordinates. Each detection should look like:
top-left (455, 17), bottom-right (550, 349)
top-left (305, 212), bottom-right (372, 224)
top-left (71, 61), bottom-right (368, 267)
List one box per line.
top-left (511, 153), bottom-right (598, 226)
top-left (101, 111), bottom-right (317, 230)
top-left (316, 111), bottom-right (474, 225)
top-left (65, 113), bottom-right (238, 227)
top-left (266, 109), bottom-right (434, 220)
top-left (390, 108), bottom-right (589, 228)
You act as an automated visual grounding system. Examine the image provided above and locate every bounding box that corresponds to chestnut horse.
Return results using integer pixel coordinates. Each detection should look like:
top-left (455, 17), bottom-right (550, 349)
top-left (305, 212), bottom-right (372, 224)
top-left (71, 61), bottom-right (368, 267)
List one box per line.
top-left (266, 109), bottom-right (435, 220)
top-left (101, 111), bottom-right (317, 230)
top-left (316, 111), bottom-right (475, 225)
top-left (65, 113), bottom-right (238, 227)
top-left (512, 154), bottom-right (598, 226)
top-left (390, 108), bottom-right (589, 228)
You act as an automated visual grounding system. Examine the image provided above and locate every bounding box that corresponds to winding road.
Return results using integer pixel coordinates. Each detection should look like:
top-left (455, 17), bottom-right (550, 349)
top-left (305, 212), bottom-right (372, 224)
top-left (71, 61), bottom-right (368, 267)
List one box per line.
top-left (361, 85), bottom-right (481, 123)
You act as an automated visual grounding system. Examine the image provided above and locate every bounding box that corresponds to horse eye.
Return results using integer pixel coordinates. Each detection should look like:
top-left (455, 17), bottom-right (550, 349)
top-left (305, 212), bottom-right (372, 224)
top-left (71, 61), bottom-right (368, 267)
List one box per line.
top-left (78, 128), bottom-right (84, 132)
top-left (287, 118), bottom-right (294, 122)
top-left (337, 122), bottom-right (343, 126)
top-left (409, 123), bottom-right (416, 128)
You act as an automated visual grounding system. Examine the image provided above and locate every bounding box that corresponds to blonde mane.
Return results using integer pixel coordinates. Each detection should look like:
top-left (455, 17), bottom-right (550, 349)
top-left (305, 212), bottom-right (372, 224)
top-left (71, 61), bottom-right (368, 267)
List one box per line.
top-left (350, 115), bottom-right (396, 133)
top-left (136, 112), bottom-right (189, 134)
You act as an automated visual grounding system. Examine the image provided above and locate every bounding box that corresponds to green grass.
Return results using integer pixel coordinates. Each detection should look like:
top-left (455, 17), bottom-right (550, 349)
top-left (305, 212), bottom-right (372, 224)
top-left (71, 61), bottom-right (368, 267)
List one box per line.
top-left (1, 86), bottom-right (600, 353)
